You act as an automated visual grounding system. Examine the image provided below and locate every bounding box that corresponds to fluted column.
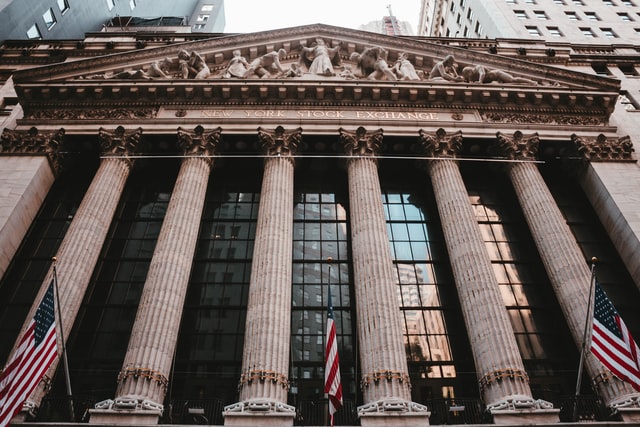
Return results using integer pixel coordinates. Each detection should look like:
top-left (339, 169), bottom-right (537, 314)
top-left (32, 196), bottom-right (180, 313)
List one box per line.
top-left (8, 126), bottom-right (141, 414)
top-left (223, 126), bottom-right (300, 426)
top-left (418, 128), bottom-right (556, 422)
top-left (497, 131), bottom-right (640, 416)
top-left (90, 127), bottom-right (220, 424)
top-left (340, 127), bottom-right (429, 426)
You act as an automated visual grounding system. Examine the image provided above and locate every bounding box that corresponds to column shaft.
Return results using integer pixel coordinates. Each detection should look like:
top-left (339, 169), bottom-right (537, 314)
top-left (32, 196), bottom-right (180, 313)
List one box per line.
top-left (508, 161), bottom-right (636, 404)
top-left (115, 156), bottom-right (211, 405)
top-left (239, 156), bottom-right (294, 404)
top-left (428, 158), bottom-right (534, 406)
top-left (347, 156), bottom-right (411, 403)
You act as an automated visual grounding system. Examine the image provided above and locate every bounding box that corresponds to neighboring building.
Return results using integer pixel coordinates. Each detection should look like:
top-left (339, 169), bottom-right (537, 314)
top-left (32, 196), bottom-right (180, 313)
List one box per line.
top-left (418, 0), bottom-right (640, 40)
top-left (1, 22), bottom-right (640, 427)
top-left (0, 0), bottom-right (225, 41)
top-left (359, 7), bottom-right (415, 35)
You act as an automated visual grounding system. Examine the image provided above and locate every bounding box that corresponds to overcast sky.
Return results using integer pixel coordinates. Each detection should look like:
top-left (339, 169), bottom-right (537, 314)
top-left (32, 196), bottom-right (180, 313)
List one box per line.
top-left (223, 0), bottom-right (421, 34)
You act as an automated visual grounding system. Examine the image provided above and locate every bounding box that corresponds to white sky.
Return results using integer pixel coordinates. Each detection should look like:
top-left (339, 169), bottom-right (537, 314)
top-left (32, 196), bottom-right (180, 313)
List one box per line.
top-left (223, 0), bottom-right (421, 34)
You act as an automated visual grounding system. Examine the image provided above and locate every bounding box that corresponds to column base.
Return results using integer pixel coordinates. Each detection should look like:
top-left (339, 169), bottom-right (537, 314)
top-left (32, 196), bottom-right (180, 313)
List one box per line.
top-left (488, 395), bottom-right (559, 425)
top-left (88, 397), bottom-right (163, 425)
top-left (223, 398), bottom-right (295, 426)
top-left (358, 398), bottom-right (430, 426)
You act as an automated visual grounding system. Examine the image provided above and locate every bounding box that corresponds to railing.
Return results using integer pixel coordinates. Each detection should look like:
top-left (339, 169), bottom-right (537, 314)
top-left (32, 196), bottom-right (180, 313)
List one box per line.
top-left (34, 394), bottom-right (613, 425)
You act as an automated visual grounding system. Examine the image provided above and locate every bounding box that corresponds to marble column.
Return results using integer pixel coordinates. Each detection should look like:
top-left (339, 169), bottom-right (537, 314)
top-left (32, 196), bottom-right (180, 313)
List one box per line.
top-left (418, 128), bottom-right (557, 424)
top-left (497, 131), bottom-right (640, 420)
top-left (7, 126), bottom-right (141, 416)
top-left (223, 126), bottom-right (300, 427)
top-left (89, 126), bottom-right (220, 424)
top-left (340, 127), bottom-right (429, 427)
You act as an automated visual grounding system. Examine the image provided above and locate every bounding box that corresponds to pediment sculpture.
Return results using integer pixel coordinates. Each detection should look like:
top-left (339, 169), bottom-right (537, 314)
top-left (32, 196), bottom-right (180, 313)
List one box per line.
top-left (77, 38), bottom-right (549, 86)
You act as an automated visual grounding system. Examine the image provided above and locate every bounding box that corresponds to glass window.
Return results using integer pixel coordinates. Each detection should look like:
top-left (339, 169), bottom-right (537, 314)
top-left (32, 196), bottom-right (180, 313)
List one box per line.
top-left (603, 0), bottom-right (615, 4)
top-left (534, 10), bottom-right (548, 19)
top-left (42, 8), bottom-right (56, 29)
top-left (193, 24), bottom-right (206, 30)
top-left (506, 0), bottom-right (517, 3)
top-left (601, 27), bottom-right (618, 37)
top-left (585, 11), bottom-right (600, 20)
top-left (581, 27), bottom-right (597, 36)
top-left (622, 0), bottom-right (635, 4)
top-left (619, 64), bottom-right (638, 75)
top-left (548, 26), bottom-right (563, 35)
top-left (129, 0), bottom-right (136, 9)
top-left (618, 12), bottom-right (633, 20)
top-left (573, 0), bottom-right (585, 4)
top-left (565, 11), bottom-right (580, 20)
top-left (106, 0), bottom-right (115, 10)
top-left (526, 25), bottom-right (542, 35)
top-left (201, 4), bottom-right (214, 11)
top-left (553, 0), bottom-right (565, 3)
top-left (57, 0), bottom-right (70, 13)
top-left (515, 10), bottom-right (528, 18)
top-left (26, 23), bottom-right (42, 39)
top-left (592, 63), bottom-right (610, 75)
top-left (524, 0), bottom-right (536, 4)
top-left (197, 14), bottom-right (209, 21)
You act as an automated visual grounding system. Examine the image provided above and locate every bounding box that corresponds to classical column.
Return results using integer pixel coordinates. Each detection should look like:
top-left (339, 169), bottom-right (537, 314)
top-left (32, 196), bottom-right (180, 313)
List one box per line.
top-left (223, 126), bottom-right (300, 427)
top-left (0, 127), bottom-right (64, 281)
top-left (89, 126), bottom-right (220, 424)
top-left (340, 127), bottom-right (429, 426)
top-left (418, 128), bottom-right (557, 424)
top-left (497, 131), bottom-right (640, 420)
top-left (7, 126), bottom-right (141, 416)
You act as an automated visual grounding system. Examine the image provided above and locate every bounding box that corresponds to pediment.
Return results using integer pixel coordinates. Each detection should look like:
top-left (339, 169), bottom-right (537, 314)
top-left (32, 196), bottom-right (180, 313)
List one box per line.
top-left (13, 24), bottom-right (617, 90)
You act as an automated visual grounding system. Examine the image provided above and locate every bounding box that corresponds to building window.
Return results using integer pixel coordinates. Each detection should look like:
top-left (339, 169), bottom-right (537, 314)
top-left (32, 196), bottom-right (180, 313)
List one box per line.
top-left (592, 63), bottom-right (610, 75)
top-left (620, 93), bottom-right (639, 110)
top-left (193, 24), bottom-right (206, 30)
top-left (619, 64), bottom-right (638, 75)
top-left (515, 10), bottom-right (528, 18)
top-left (106, 0), bottom-right (115, 10)
top-left (197, 14), bottom-right (209, 22)
top-left (603, 0), bottom-right (616, 5)
top-left (565, 11), bottom-right (580, 20)
top-left (548, 26), bottom-right (563, 35)
top-left (622, 0), bottom-right (635, 5)
top-left (585, 12), bottom-right (600, 20)
top-left (534, 10), bottom-right (549, 19)
top-left (130, 0), bottom-right (136, 9)
top-left (506, 0), bottom-right (517, 3)
top-left (526, 25), bottom-right (542, 35)
top-left (57, 0), bottom-right (70, 14)
top-left (618, 12), bottom-right (633, 20)
top-left (580, 27), bottom-right (597, 36)
top-left (601, 27), bottom-right (618, 37)
top-left (573, 0), bottom-right (585, 4)
top-left (554, 0), bottom-right (566, 3)
top-left (201, 4), bottom-right (214, 11)
top-left (42, 8), bottom-right (56, 30)
top-left (26, 23), bottom-right (42, 39)
top-left (524, 0), bottom-right (537, 4)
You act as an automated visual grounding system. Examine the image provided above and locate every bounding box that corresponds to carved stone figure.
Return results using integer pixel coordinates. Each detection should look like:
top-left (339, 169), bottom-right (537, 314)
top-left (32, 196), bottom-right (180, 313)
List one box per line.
top-left (461, 64), bottom-right (538, 85)
top-left (428, 55), bottom-right (464, 82)
top-left (178, 49), bottom-right (210, 79)
top-left (339, 65), bottom-right (357, 80)
top-left (243, 49), bottom-right (287, 79)
top-left (393, 52), bottom-right (421, 81)
top-left (84, 58), bottom-right (172, 80)
top-left (349, 46), bottom-right (397, 81)
top-left (223, 50), bottom-right (250, 78)
top-left (280, 63), bottom-right (303, 78)
top-left (298, 38), bottom-right (341, 76)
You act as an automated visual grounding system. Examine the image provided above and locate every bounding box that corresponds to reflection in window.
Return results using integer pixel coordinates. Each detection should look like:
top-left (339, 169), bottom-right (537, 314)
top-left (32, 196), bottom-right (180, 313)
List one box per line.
top-left (27, 24), bottom-right (42, 39)
top-left (174, 174), bottom-right (259, 403)
top-left (465, 164), bottom-right (578, 400)
top-left (43, 8), bottom-right (56, 30)
top-left (292, 189), bottom-right (356, 402)
top-left (57, 0), bottom-right (70, 13)
top-left (383, 190), bottom-right (473, 400)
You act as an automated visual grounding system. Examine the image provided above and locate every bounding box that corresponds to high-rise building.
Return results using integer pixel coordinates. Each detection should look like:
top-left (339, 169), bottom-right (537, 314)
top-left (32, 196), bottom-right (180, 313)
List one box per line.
top-left (1, 19), bottom-right (640, 427)
top-left (418, 0), bottom-right (640, 41)
top-left (0, 0), bottom-right (225, 42)
top-left (359, 6), bottom-right (415, 35)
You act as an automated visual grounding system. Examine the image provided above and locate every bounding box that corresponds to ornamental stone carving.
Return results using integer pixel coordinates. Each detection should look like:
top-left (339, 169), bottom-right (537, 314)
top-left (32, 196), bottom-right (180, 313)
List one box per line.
top-left (0, 126), bottom-right (65, 173)
top-left (98, 126), bottom-right (142, 167)
top-left (496, 131), bottom-right (540, 160)
top-left (177, 125), bottom-right (221, 164)
top-left (572, 133), bottom-right (635, 162)
top-left (257, 125), bottom-right (302, 159)
top-left (340, 126), bottom-right (383, 158)
top-left (417, 128), bottom-right (463, 158)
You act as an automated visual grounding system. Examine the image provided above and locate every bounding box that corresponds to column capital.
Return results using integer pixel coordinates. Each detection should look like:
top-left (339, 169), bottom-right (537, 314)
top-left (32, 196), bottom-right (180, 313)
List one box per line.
top-left (177, 125), bottom-right (221, 164)
top-left (572, 133), bottom-right (635, 162)
top-left (258, 126), bottom-right (302, 160)
top-left (417, 128), bottom-right (462, 158)
top-left (340, 126), bottom-right (383, 158)
top-left (1, 126), bottom-right (65, 173)
top-left (496, 130), bottom-right (540, 161)
top-left (98, 126), bottom-right (142, 167)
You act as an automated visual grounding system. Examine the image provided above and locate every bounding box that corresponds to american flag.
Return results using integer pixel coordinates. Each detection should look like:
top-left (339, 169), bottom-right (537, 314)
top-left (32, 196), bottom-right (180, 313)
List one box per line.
top-left (590, 281), bottom-right (640, 391)
top-left (0, 280), bottom-right (58, 427)
top-left (324, 285), bottom-right (343, 427)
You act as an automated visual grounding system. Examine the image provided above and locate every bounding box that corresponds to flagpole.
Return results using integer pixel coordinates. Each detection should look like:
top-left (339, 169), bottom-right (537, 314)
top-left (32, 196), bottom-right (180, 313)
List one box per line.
top-left (52, 257), bottom-right (75, 421)
top-left (573, 256), bottom-right (597, 419)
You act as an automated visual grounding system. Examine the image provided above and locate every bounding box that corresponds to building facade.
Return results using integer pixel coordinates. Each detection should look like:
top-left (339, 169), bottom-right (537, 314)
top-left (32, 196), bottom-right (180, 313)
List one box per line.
top-left (0, 0), bottom-right (224, 42)
top-left (2, 24), bottom-right (640, 426)
top-left (418, 0), bottom-right (640, 41)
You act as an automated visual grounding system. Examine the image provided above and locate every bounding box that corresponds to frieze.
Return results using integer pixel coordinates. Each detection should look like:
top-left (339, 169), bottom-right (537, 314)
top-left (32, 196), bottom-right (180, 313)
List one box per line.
top-left (25, 108), bottom-right (158, 120)
top-left (482, 112), bottom-right (605, 126)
